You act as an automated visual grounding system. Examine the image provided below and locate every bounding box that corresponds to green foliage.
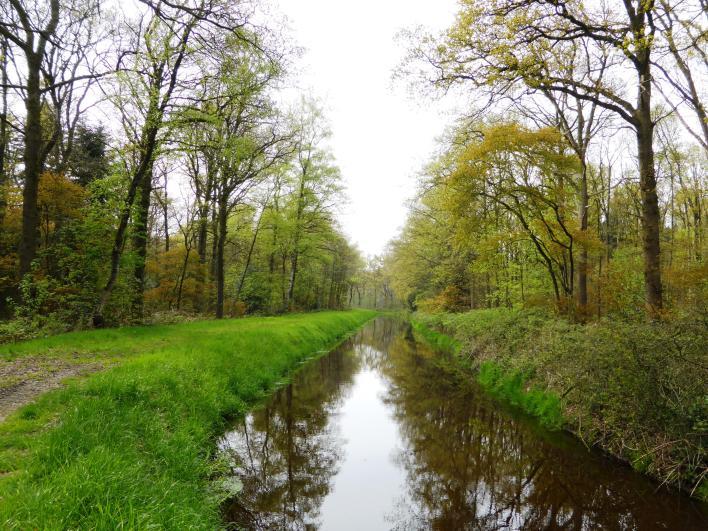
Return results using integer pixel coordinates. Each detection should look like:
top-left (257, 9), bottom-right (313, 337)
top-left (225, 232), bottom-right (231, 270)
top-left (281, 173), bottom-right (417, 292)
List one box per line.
top-left (66, 122), bottom-right (110, 187)
top-left (0, 317), bottom-right (45, 344)
top-left (388, 123), bottom-right (600, 314)
top-left (0, 310), bottom-right (375, 528)
top-left (1, 169), bottom-right (127, 338)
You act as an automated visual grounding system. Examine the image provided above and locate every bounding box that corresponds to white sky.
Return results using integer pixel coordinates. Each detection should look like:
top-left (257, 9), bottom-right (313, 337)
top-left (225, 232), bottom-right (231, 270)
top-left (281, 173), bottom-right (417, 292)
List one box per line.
top-left (276, 0), bottom-right (459, 257)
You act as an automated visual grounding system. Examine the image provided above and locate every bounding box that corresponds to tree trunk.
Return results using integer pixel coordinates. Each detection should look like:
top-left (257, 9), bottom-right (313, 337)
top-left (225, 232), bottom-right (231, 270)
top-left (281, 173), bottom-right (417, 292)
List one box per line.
top-left (195, 177), bottom-right (211, 313)
top-left (286, 251), bottom-right (298, 311)
top-left (210, 195), bottom-right (219, 281)
top-left (286, 173), bottom-right (307, 311)
top-left (215, 194), bottom-right (228, 319)
top-left (131, 164), bottom-right (152, 320)
top-left (196, 160), bottom-right (213, 264)
top-left (0, 38), bottom-right (8, 227)
top-left (93, 122), bottom-right (160, 326)
top-left (693, 197), bottom-right (702, 261)
top-left (636, 60), bottom-right (663, 317)
top-left (327, 259), bottom-right (336, 308)
top-left (15, 0), bottom-right (59, 277)
top-left (18, 55), bottom-right (43, 277)
top-left (163, 175), bottom-right (169, 252)
top-left (236, 207), bottom-right (265, 301)
top-left (175, 246), bottom-right (190, 310)
top-left (576, 161), bottom-right (589, 318)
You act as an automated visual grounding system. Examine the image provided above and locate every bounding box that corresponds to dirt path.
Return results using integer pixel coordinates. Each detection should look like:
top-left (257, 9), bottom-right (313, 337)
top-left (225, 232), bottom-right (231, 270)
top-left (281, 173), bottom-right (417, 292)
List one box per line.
top-left (0, 357), bottom-right (106, 422)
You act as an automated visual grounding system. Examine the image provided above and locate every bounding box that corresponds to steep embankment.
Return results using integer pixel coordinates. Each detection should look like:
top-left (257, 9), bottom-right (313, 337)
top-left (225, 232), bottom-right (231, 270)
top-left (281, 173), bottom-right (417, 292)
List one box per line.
top-left (0, 310), bottom-right (375, 529)
top-left (414, 309), bottom-right (707, 501)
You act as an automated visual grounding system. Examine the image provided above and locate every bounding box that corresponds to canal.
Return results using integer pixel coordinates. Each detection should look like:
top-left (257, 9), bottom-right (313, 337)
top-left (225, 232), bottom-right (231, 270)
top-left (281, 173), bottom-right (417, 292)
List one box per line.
top-left (219, 317), bottom-right (708, 530)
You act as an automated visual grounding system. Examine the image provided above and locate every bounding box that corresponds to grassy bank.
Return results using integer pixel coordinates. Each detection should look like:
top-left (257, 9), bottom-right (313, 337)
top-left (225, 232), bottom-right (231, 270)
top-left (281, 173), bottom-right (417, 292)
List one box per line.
top-left (414, 308), bottom-right (707, 500)
top-left (0, 310), bottom-right (375, 528)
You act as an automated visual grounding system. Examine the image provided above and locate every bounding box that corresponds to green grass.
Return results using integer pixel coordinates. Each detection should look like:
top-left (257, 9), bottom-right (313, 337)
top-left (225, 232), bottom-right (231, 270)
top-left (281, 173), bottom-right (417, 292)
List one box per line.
top-left (411, 317), bottom-right (562, 429)
top-left (0, 310), bottom-right (375, 529)
top-left (477, 361), bottom-right (563, 430)
top-left (411, 320), bottom-right (460, 354)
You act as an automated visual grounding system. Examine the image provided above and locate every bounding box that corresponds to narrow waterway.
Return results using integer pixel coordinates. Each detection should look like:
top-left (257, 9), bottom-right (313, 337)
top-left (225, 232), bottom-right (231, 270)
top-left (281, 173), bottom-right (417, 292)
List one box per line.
top-left (219, 317), bottom-right (708, 530)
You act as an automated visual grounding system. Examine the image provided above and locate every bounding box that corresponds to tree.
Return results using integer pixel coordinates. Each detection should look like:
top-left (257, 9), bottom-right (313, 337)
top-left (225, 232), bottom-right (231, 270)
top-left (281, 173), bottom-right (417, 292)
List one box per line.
top-left (281, 101), bottom-right (342, 311)
top-left (518, 45), bottom-right (609, 317)
top-left (654, 0), bottom-right (708, 153)
top-left (66, 122), bottom-right (110, 187)
top-left (0, 0), bottom-right (366, 333)
top-left (413, 0), bottom-right (668, 316)
top-left (94, 0), bottom-right (251, 325)
top-left (0, 0), bottom-right (103, 278)
top-left (452, 124), bottom-right (580, 307)
top-left (0, 36), bottom-right (9, 226)
top-left (197, 38), bottom-right (289, 318)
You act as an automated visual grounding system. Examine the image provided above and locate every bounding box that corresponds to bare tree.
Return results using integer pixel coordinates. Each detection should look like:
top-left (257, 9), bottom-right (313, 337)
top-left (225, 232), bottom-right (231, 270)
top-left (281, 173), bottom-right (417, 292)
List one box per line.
top-left (520, 42), bottom-right (609, 317)
top-left (654, 0), bottom-right (707, 153)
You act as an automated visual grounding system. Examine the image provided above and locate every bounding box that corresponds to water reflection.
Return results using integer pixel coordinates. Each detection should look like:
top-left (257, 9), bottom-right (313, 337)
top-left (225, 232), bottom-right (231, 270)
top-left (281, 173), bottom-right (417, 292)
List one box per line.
top-left (219, 345), bottom-right (360, 529)
top-left (220, 317), bottom-right (708, 530)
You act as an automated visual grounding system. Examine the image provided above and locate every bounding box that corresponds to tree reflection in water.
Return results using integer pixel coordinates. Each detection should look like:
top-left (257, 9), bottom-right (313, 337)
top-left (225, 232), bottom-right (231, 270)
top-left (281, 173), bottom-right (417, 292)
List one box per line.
top-left (219, 345), bottom-right (361, 529)
top-left (219, 317), bottom-right (708, 530)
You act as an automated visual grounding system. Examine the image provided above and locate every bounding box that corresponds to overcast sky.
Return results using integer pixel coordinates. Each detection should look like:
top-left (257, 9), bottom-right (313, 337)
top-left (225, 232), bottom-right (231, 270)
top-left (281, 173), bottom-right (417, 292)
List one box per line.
top-left (276, 0), bottom-right (458, 257)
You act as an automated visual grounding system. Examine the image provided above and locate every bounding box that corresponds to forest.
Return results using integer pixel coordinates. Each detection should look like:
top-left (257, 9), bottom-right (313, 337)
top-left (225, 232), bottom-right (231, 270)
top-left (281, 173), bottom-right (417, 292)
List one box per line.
top-left (387, 0), bottom-right (706, 320)
top-left (0, 0), bottom-right (392, 341)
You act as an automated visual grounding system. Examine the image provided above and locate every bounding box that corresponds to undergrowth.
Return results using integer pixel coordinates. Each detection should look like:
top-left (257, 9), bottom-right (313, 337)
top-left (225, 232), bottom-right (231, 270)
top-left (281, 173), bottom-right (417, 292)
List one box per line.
top-left (414, 308), bottom-right (708, 500)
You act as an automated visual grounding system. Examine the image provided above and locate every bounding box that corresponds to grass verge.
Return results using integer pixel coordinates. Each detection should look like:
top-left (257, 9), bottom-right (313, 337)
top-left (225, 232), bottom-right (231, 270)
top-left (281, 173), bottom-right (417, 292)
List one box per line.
top-left (410, 320), bottom-right (460, 354)
top-left (476, 361), bottom-right (563, 430)
top-left (0, 310), bottom-right (375, 528)
top-left (413, 308), bottom-right (707, 500)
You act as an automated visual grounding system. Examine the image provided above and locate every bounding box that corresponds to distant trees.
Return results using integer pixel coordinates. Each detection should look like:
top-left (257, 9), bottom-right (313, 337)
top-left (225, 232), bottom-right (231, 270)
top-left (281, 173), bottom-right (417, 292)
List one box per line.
top-left (450, 125), bottom-right (580, 306)
top-left (388, 114), bottom-right (706, 318)
top-left (284, 103), bottom-right (342, 311)
top-left (0, 0), bottom-right (365, 337)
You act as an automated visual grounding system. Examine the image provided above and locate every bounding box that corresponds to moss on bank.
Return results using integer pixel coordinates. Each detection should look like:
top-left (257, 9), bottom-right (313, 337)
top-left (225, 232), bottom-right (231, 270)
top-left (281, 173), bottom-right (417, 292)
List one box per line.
top-left (0, 310), bottom-right (375, 529)
top-left (413, 308), bottom-right (708, 501)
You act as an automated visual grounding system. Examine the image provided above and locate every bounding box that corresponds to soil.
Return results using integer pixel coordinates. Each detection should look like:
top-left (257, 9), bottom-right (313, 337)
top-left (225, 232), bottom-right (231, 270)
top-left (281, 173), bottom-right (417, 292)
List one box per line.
top-left (0, 356), bottom-right (106, 422)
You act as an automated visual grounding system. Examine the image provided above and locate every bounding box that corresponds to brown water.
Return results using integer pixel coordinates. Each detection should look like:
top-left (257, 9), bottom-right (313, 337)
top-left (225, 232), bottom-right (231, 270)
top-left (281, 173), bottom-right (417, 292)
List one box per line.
top-left (219, 317), bottom-right (708, 530)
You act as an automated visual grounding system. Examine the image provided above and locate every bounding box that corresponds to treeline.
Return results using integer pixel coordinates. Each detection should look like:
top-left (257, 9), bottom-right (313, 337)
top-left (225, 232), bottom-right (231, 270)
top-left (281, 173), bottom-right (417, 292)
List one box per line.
top-left (388, 0), bottom-right (706, 321)
top-left (0, 1), bottom-right (373, 339)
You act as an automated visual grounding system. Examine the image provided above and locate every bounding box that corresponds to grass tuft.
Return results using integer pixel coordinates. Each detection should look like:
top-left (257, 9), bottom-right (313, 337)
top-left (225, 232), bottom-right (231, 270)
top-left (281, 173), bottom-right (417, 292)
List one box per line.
top-left (477, 361), bottom-right (563, 430)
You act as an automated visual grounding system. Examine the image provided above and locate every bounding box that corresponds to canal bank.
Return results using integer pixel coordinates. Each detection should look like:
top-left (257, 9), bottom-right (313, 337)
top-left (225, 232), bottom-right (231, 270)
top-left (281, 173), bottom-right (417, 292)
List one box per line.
top-left (0, 310), bottom-right (375, 529)
top-left (413, 308), bottom-right (708, 503)
top-left (219, 316), bottom-right (708, 529)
